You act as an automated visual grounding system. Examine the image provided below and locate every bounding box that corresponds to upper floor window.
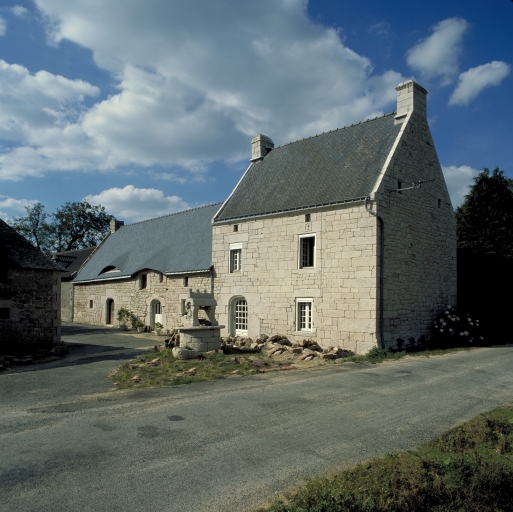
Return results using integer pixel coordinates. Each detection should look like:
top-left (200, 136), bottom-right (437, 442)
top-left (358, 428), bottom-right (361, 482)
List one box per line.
top-left (229, 242), bottom-right (242, 272)
top-left (140, 274), bottom-right (147, 289)
top-left (183, 276), bottom-right (189, 287)
top-left (299, 235), bottom-right (315, 268)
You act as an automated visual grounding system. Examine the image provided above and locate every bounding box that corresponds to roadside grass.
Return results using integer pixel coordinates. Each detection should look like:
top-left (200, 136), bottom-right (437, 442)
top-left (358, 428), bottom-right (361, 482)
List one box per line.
top-left (111, 345), bottom-right (477, 390)
top-left (258, 405), bottom-right (513, 512)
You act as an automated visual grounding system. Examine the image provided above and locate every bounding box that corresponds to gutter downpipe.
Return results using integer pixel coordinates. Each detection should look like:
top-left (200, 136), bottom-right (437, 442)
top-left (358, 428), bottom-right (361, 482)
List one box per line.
top-left (365, 196), bottom-right (385, 349)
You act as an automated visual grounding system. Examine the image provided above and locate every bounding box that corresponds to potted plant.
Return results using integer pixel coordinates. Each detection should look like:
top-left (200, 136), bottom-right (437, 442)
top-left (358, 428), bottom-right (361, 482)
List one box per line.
top-left (117, 307), bottom-right (132, 330)
top-left (135, 319), bottom-right (145, 333)
top-left (153, 322), bottom-right (163, 335)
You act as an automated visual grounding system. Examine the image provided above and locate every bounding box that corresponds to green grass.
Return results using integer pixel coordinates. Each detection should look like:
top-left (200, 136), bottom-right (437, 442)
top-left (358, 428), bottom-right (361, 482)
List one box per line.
top-left (112, 350), bottom-right (263, 389)
top-left (258, 406), bottom-right (513, 512)
top-left (111, 345), bottom-right (478, 390)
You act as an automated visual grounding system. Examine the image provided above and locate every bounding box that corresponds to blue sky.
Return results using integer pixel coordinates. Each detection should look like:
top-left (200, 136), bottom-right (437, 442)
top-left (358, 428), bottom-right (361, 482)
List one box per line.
top-left (0, 0), bottom-right (511, 223)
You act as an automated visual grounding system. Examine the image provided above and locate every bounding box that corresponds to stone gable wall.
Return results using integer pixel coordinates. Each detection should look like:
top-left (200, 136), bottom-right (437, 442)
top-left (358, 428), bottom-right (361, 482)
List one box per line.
top-left (212, 204), bottom-right (379, 354)
top-left (73, 272), bottom-right (211, 329)
top-left (0, 268), bottom-right (61, 353)
top-left (374, 111), bottom-right (457, 346)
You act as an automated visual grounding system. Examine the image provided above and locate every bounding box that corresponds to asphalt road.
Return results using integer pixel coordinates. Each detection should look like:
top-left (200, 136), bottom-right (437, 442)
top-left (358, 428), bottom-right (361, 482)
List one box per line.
top-left (1, 324), bottom-right (512, 512)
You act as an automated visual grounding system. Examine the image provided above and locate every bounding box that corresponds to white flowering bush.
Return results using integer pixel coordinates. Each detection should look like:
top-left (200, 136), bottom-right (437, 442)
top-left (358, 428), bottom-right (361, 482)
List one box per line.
top-left (429, 305), bottom-right (485, 348)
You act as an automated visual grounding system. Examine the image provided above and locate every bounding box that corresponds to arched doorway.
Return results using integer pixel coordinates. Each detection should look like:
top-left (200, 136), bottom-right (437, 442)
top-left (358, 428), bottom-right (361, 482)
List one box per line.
top-left (106, 298), bottom-right (115, 325)
top-left (231, 297), bottom-right (248, 336)
top-left (149, 299), bottom-right (163, 328)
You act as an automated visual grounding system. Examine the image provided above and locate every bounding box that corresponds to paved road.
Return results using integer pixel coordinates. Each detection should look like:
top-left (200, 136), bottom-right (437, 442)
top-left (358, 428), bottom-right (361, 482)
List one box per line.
top-left (1, 324), bottom-right (512, 512)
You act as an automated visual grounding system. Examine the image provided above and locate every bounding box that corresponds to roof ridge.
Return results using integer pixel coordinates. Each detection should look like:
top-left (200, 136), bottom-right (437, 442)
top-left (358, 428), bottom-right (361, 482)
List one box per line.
top-left (275, 111), bottom-right (397, 150)
top-left (124, 202), bottom-right (223, 227)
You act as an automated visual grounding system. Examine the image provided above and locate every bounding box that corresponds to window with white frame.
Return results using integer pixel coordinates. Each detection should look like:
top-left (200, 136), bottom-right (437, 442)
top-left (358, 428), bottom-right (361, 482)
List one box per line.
top-left (296, 299), bottom-right (313, 331)
top-left (229, 242), bottom-right (242, 272)
top-left (299, 235), bottom-right (315, 268)
top-left (234, 299), bottom-right (248, 335)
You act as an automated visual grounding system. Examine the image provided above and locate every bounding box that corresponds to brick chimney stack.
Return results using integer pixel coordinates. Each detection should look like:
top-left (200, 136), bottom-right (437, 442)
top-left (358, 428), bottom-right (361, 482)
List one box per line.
top-left (110, 219), bottom-right (124, 233)
top-left (251, 134), bottom-right (274, 162)
top-left (395, 80), bottom-right (428, 119)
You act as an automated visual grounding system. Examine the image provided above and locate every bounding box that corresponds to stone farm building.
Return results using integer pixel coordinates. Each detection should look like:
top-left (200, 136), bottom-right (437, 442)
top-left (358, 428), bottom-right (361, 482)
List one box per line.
top-left (0, 219), bottom-right (62, 354)
top-left (74, 80), bottom-right (456, 354)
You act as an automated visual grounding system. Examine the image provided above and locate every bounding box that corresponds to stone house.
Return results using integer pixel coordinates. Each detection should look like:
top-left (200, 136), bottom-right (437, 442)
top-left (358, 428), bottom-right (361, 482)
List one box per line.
top-left (0, 219), bottom-right (62, 354)
top-left (53, 247), bottom-right (96, 322)
top-left (212, 80), bottom-right (456, 353)
top-left (73, 204), bottom-right (221, 328)
top-left (73, 80), bottom-right (456, 354)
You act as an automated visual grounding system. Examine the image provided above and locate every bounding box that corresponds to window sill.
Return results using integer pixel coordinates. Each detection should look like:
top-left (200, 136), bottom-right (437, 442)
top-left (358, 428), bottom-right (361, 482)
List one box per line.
top-left (292, 268), bottom-right (320, 274)
top-left (293, 328), bottom-right (317, 336)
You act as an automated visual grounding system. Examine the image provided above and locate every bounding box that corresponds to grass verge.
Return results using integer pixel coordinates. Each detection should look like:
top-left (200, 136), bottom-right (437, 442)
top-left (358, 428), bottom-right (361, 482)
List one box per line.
top-left (258, 405), bottom-right (513, 512)
top-left (111, 345), bottom-right (477, 389)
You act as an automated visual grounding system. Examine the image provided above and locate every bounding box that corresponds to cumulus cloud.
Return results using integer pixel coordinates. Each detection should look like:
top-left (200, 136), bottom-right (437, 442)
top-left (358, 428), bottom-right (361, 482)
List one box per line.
top-left (84, 185), bottom-right (190, 222)
top-left (442, 165), bottom-right (480, 207)
top-left (407, 17), bottom-right (469, 85)
top-left (12, 6), bottom-right (29, 17)
top-left (0, 17), bottom-right (6, 36)
top-left (0, 0), bottom-right (406, 181)
top-left (0, 195), bottom-right (38, 221)
top-left (449, 61), bottom-right (510, 106)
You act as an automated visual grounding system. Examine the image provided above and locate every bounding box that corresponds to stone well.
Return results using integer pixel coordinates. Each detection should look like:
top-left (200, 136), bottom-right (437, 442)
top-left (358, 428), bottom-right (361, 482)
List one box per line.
top-left (180, 289), bottom-right (224, 352)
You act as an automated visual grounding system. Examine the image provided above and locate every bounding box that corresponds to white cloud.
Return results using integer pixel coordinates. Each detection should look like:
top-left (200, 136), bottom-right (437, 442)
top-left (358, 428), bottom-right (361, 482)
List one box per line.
top-left (442, 165), bottom-right (480, 207)
top-left (84, 185), bottom-right (190, 222)
top-left (0, 195), bottom-right (38, 212)
top-left (0, 17), bottom-right (7, 36)
top-left (0, 0), bottom-right (406, 181)
top-left (12, 6), bottom-right (29, 17)
top-left (449, 61), bottom-right (510, 106)
top-left (406, 17), bottom-right (469, 85)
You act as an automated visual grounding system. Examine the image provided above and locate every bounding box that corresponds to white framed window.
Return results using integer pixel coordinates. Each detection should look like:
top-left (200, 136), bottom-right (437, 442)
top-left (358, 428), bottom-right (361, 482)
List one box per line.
top-left (234, 299), bottom-right (248, 335)
top-left (299, 235), bottom-right (315, 268)
top-left (229, 242), bottom-right (242, 273)
top-left (296, 298), bottom-right (313, 331)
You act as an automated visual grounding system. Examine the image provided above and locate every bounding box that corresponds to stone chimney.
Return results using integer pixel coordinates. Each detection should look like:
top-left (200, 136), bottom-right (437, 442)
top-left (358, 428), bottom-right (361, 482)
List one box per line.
top-left (251, 134), bottom-right (274, 162)
top-left (110, 219), bottom-right (124, 233)
top-left (395, 80), bottom-right (428, 119)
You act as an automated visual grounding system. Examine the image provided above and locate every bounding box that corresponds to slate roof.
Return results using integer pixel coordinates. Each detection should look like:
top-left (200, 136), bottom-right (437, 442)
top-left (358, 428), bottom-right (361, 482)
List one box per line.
top-left (74, 204), bottom-right (221, 283)
top-left (0, 219), bottom-right (62, 271)
top-left (214, 113), bottom-right (401, 222)
top-left (54, 247), bottom-right (96, 281)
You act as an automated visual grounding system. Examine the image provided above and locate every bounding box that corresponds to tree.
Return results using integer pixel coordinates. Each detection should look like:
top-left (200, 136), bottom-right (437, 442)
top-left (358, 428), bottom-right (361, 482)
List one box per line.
top-left (456, 167), bottom-right (513, 258)
top-left (9, 200), bottom-right (113, 254)
top-left (48, 201), bottom-right (113, 253)
top-left (9, 202), bottom-right (52, 252)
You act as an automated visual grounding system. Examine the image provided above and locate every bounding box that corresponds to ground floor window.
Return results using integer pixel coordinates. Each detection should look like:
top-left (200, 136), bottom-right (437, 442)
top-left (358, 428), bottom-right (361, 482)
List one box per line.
top-left (234, 299), bottom-right (248, 335)
top-left (296, 299), bottom-right (313, 331)
top-left (106, 298), bottom-right (114, 324)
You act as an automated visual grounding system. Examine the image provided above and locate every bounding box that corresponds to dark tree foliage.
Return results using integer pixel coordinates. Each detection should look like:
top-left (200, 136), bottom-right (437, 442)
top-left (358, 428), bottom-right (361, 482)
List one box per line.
top-left (8, 202), bottom-right (51, 252)
top-left (456, 167), bottom-right (513, 259)
top-left (9, 201), bottom-right (113, 254)
top-left (48, 201), bottom-right (113, 252)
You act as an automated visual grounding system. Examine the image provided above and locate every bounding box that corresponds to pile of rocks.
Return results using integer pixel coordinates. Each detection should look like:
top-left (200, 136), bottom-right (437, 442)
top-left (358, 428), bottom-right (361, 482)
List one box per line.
top-left (221, 334), bottom-right (353, 361)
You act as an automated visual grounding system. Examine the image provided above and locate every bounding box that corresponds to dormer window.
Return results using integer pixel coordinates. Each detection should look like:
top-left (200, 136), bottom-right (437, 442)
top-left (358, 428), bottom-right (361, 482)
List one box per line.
top-left (99, 265), bottom-right (120, 275)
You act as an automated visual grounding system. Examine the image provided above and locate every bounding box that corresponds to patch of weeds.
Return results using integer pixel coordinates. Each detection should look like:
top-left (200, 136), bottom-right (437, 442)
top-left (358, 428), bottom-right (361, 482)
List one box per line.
top-left (259, 406), bottom-right (513, 512)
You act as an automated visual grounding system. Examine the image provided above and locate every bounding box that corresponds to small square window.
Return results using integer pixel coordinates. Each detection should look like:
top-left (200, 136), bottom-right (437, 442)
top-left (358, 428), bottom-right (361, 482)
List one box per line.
top-left (299, 235), bottom-right (315, 268)
top-left (89, 300), bottom-right (94, 308)
top-left (140, 274), bottom-right (147, 289)
top-left (296, 300), bottom-right (313, 331)
top-left (305, 213), bottom-right (311, 222)
top-left (183, 277), bottom-right (189, 287)
top-left (233, 224), bottom-right (239, 232)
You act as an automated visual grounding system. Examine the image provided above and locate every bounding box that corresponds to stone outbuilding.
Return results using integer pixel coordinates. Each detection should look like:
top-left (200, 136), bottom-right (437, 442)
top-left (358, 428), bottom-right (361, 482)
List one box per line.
top-left (0, 219), bottom-right (62, 354)
top-left (73, 204), bottom-right (221, 329)
top-left (212, 80), bottom-right (456, 353)
top-left (53, 247), bottom-right (96, 322)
